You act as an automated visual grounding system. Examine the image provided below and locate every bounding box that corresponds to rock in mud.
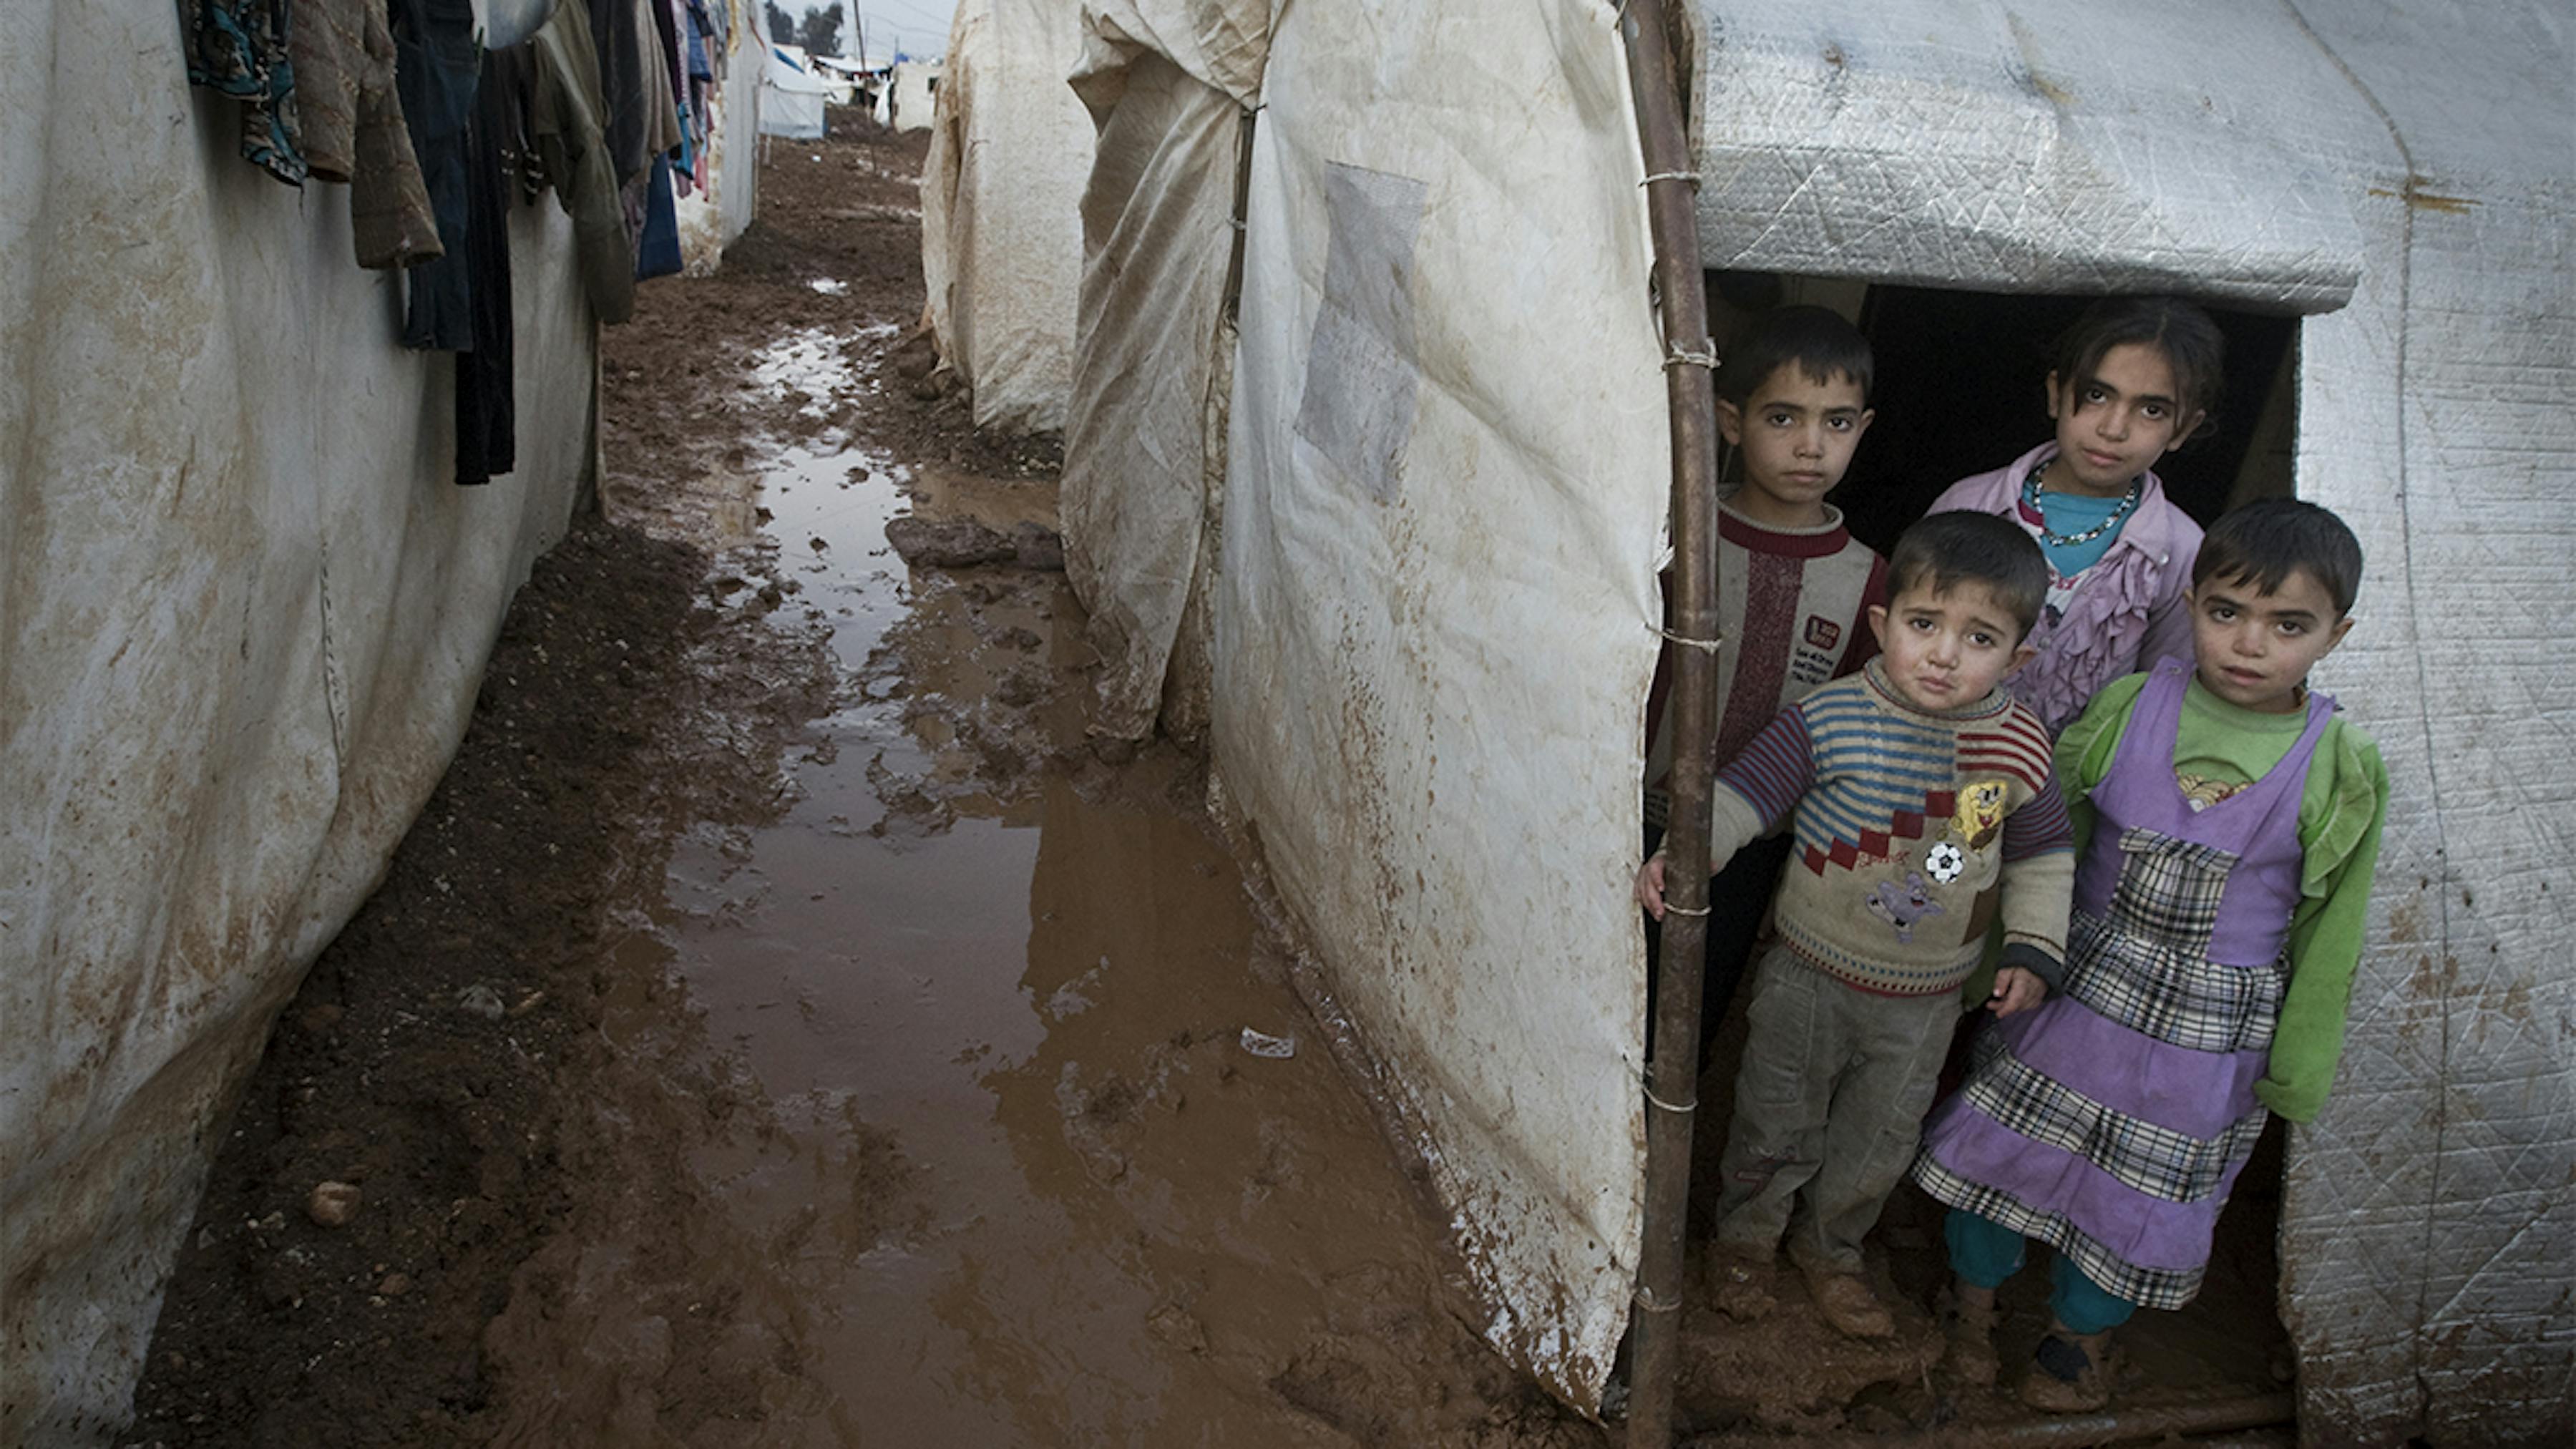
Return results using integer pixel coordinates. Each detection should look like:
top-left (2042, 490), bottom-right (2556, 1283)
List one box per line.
top-left (306, 1181), bottom-right (363, 1227)
top-left (1010, 523), bottom-right (1065, 570)
top-left (884, 517), bottom-right (1066, 572)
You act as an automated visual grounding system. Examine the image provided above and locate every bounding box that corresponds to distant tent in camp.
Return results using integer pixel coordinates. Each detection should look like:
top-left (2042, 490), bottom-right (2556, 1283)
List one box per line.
top-left (1059, 0), bottom-right (2573, 1443)
top-left (761, 43), bottom-right (833, 141)
top-left (918, 0), bottom-right (1092, 433)
top-left (887, 58), bottom-right (942, 132)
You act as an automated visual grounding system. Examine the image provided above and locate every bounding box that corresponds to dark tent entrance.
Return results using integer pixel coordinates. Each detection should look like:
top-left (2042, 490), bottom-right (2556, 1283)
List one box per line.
top-left (1645, 273), bottom-right (2306, 1434)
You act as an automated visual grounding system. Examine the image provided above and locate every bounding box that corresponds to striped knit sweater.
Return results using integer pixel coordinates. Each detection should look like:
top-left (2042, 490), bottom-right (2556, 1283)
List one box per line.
top-left (1642, 499), bottom-right (1886, 829)
top-left (1704, 660), bottom-right (2075, 996)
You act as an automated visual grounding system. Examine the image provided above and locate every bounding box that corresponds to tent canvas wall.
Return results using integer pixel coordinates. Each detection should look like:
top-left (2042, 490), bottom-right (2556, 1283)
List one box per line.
top-left (919, 0), bottom-right (1094, 434)
top-left (1, 1), bottom-right (752, 1439)
top-left (1063, 0), bottom-right (2573, 1439)
top-left (1060, 0), bottom-right (1269, 741)
top-left (761, 42), bottom-right (834, 140)
top-left (1218, 0), bottom-right (1668, 1399)
top-left (887, 59), bottom-right (942, 132)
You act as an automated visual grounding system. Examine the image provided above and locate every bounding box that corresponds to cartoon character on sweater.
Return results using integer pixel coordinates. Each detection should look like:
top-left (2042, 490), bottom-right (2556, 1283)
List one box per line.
top-left (1865, 872), bottom-right (1946, 942)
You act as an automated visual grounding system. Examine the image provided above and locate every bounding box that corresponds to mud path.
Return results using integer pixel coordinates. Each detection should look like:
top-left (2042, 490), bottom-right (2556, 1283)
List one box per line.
top-left (124, 117), bottom-right (1596, 1448)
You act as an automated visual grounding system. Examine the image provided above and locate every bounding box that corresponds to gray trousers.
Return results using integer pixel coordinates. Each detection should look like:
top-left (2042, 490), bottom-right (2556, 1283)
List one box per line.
top-left (1711, 946), bottom-right (1961, 1274)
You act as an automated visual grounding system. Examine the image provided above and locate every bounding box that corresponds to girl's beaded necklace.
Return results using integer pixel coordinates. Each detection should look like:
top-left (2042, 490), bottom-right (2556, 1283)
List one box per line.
top-left (2022, 455), bottom-right (2145, 547)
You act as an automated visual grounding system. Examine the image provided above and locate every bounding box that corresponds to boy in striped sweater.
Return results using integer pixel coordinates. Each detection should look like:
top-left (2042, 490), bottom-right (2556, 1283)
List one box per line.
top-left (1640, 304), bottom-right (1888, 1055)
top-left (1637, 512), bottom-right (2077, 1340)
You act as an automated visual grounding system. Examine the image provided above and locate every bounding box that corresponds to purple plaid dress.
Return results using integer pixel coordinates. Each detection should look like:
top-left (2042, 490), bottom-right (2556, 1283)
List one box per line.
top-left (1911, 658), bottom-right (2332, 1309)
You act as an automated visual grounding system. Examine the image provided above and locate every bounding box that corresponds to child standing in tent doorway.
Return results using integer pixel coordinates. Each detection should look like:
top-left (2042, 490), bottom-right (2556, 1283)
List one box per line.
top-left (1641, 304), bottom-right (1889, 1049)
top-left (1636, 512), bottom-right (2074, 1340)
top-left (1930, 297), bottom-right (2225, 733)
top-left (1911, 499), bottom-right (2389, 1413)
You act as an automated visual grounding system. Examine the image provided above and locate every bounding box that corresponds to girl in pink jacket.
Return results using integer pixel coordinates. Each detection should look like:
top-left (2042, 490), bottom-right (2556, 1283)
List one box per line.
top-left (1928, 298), bottom-right (2225, 733)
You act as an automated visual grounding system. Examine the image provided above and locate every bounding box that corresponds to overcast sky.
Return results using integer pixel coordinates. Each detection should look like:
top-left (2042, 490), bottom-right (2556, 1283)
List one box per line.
top-left (769, 0), bottom-right (957, 63)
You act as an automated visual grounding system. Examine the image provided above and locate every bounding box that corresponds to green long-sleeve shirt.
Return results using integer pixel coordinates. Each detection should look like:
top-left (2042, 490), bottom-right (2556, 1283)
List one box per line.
top-left (2055, 673), bottom-right (2390, 1123)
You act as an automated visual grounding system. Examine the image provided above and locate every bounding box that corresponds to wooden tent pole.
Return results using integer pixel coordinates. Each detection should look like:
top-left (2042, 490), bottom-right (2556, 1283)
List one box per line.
top-left (1616, 2), bottom-right (1719, 1446)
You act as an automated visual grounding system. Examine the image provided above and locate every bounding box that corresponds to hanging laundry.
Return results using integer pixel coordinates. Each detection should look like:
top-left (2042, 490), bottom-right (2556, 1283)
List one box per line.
top-left (180, 0), bottom-right (308, 185)
top-left (648, 0), bottom-right (684, 118)
top-left (589, 0), bottom-right (652, 183)
top-left (635, 155), bottom-right (684, 280)
top-left (680, 0), bottom-right (720, 193)
top-left (591, 0), bottom-right (678, 183)
top-left (292, 0), bottom-right (444, 268)
top-left (532, 0), bottom-right (638, 323)
top-left (394, 0), bottom-right (484, 349)
top-left (454, 47), bottom-right (517, 486)
top-left (486, 42), bottom-right (550, 205)
top-left (642, 0), bottom-right (686, 163)
top-left (683, 0), bottom-right (714, 84)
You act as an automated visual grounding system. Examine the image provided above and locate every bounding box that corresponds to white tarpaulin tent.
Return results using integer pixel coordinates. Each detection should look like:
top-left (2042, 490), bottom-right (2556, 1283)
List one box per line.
top-left (919, 0), bottom-right (1094, 434)
top-left (1, 1), bottom-right (751, 1440)
top-left (1061, 0), bottom-right (1267, 740)
top-left (1063, 0), bottom-right (2572, 1438)
top-left (887, 58), bottom-right (942, 132)
top-left (761, 43), bottom-right (833, 140)
top-left (1219, 0), bottom-right (1668, 1401)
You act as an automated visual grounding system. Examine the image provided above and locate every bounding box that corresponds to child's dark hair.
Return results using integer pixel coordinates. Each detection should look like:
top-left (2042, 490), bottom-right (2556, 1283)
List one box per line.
top-left (1719, 304), bottom-right (1873, 406)
top-left (1887, 513), bottom-right (2050, 640)
top-left (2192, 498), bottom-right (2366, 618)
top-left (2049, 296), bottom-right (2225, 440)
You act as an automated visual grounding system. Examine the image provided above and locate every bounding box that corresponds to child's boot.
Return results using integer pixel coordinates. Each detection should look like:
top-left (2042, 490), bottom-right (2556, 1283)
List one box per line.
top-left (2017, 1320), bottom-right (2116, 1412)
top-left (1938, 1278), bottom-right (2001, 1386)
top-left (1704, 1244), bottom-right (1778, 1322)
top-left (1794, 1255), bottom-right (1895, 1340)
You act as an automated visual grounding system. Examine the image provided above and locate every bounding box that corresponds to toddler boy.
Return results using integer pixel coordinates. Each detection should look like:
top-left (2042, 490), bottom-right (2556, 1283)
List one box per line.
top-left (1637, 512), bottom-right (2076, 1338)
top-left (1641, 305), bottom-right (1888, 1044)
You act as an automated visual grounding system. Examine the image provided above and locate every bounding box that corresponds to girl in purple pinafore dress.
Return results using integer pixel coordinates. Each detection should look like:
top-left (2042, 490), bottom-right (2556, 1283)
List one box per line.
top-left (1911, 501), bottom-right (2389, 1414)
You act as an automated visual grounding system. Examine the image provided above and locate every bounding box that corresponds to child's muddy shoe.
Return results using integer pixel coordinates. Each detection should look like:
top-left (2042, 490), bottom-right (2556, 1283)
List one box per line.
top-left (1938, 1280), bottom-right (2000, 1387)
top-left (1800, 1264), bottom-right (1895, 1340)
top-left (1703, 1246), bottom-right (1777, 1321)
top-left (2017, 1324), bottom-right (2115, 1413)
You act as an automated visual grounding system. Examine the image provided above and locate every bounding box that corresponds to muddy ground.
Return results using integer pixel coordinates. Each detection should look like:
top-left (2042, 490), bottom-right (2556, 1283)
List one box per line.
top-left (122, 114), bottom-right (2295, 1448)
top-left (120, 115), bottom-right (1591, 1448)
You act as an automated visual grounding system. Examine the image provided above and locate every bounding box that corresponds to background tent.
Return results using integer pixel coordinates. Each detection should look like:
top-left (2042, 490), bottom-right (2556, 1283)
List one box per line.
top-left (919, 0), bottom-right (1095, 434)
top-left (1063, 0), bottom-right (2573, 1438)
top-left (761, 42), bottom-right (833, 140)
top-left (1060, 0), bottom-right (1268, 740)
top-left (887, 58), bottom-right (942, 132)
top-left (2, 1), bottom-right (760, 1440)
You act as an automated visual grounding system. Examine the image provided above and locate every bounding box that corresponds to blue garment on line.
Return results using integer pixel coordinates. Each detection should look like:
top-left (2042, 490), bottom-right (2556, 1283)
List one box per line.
top-left (395, 0), bottom-right (484, 350)
top-left (636, 156), bottom-right (684, 280)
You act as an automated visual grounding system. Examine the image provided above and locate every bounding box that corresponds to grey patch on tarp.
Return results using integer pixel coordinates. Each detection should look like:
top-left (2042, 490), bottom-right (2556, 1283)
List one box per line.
top-left (484, 0), bottom-right (554, 49)
top-left (1295, 162), bottom-right (1430, 504)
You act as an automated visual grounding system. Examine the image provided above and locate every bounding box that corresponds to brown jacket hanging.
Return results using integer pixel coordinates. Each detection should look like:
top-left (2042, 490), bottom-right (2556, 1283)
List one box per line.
top-left (291, 0), bottom-right (444, 268)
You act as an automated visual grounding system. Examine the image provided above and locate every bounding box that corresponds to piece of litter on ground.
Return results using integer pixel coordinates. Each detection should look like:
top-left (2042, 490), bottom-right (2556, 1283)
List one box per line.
top-left (1239, 1028), bottom-right (1297, 1060)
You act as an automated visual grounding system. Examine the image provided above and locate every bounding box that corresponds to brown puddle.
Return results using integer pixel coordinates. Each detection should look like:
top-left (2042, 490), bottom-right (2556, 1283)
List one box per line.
top-left (534, 335), bottom-right (1581, 1445)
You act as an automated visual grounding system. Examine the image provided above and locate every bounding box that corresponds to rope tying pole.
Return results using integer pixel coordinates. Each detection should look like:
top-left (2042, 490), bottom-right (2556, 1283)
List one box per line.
top-left (1616, 2), bottom-right (1721, 1445)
